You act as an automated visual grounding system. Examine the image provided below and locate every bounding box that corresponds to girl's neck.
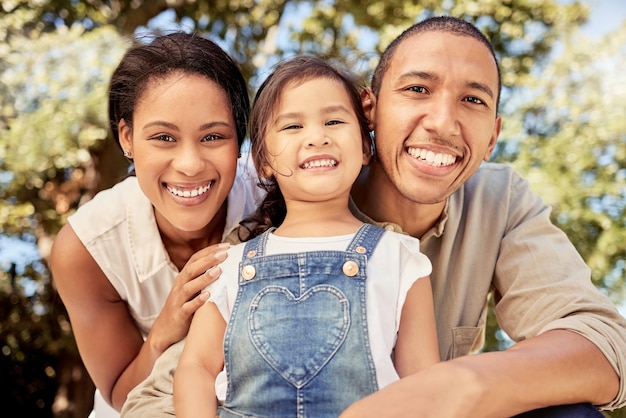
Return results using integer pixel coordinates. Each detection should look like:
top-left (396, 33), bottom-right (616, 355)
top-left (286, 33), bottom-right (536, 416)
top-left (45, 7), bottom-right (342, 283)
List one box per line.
top-left (274, 198), bottom-right (362, 238)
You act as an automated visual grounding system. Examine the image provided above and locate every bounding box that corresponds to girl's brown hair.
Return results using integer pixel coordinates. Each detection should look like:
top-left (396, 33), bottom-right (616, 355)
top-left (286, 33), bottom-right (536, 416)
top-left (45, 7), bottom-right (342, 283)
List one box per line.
top-left (240, 55), bottom-right (371, 240)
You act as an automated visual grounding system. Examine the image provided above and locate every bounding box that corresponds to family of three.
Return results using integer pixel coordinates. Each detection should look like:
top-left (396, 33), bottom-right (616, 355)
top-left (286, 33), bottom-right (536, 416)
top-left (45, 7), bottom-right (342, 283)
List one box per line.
top-left (50, 15), bottom-right (626, 418)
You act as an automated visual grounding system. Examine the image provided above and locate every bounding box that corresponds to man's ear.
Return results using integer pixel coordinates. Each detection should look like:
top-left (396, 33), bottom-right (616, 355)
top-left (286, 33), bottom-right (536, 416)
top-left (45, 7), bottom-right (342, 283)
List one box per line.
top-left (360, 88), bottom-right (376, 132)
top-left (483, 115), bottom-right (502, 161)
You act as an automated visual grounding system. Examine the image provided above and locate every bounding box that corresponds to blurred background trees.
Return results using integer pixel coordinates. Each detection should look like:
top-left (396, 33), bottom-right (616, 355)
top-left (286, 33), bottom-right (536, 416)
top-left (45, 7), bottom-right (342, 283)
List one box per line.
top-left (0, 0), bottom-right (624, 416)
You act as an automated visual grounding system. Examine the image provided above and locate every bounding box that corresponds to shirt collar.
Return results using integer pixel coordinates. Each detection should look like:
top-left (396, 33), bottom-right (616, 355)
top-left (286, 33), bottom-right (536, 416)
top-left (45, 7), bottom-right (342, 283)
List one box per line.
top-left (126, 183), bottom-right (177, 282)
top-left (348, 195), bottom-right (450, 240)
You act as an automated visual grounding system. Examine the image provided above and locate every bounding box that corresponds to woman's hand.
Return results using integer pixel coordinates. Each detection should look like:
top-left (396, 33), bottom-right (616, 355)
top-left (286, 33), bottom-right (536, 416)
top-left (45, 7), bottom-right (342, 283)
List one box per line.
top-left (147, 242), bottom-right (230, 355)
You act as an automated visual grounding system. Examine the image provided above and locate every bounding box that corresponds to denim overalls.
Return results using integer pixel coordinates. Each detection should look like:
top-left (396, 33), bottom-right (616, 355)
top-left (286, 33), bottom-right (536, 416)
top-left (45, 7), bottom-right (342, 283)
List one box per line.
top-left (218, 224), bottom-right (386, 418)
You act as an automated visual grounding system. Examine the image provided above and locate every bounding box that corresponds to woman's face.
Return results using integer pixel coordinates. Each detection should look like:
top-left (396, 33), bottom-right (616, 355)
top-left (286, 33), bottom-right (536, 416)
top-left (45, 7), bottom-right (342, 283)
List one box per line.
top-left (119, 71), bottom-right (239, 240)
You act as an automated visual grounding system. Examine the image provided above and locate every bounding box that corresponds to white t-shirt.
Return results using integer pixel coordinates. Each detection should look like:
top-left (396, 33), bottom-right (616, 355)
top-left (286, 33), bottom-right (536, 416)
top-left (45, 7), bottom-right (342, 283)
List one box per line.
top-left (207, 229), bottom-right (432, 400)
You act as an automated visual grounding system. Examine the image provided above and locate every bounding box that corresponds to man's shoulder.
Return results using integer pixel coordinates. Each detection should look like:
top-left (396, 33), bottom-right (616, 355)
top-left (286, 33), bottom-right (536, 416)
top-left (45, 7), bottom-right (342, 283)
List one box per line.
top-left (449, 162), bottom-right (536, 218)
top-left (467, 162), bottom-right (519, 181)
top-left (461, 162), bottom-right (525, 195)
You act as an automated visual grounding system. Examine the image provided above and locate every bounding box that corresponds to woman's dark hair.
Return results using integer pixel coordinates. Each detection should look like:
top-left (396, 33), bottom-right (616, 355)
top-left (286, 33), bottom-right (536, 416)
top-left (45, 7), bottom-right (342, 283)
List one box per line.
top-left (240, 55), bottom-right (371, 240)
top-left (108, 32), bottom-right (250, 153)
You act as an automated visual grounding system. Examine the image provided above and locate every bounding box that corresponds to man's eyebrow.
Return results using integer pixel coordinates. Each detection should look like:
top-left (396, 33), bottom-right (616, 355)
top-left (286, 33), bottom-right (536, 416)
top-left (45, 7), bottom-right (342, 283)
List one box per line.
top-left (397, 71), bottom-right (495, 100)
top-left (467, 81), bottom-right (495, 100)
top-left (397, 71), bottom-right (438, 83)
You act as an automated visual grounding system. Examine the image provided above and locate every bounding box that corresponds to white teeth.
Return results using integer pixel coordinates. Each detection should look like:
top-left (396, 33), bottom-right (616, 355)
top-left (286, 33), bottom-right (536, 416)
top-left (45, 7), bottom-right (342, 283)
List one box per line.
top-left (302, 159), bottom-right (337, 169)
top-left (166, 183), bottom-right (212, 198)
top-left (407, 148), bottom-right (456, 167)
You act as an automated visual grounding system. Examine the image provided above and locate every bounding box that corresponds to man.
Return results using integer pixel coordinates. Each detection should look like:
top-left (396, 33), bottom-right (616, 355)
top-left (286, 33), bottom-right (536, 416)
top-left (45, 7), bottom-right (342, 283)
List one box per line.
top-left (341, 16), bottom-right (626, 417)
top-left (121, 16), bottom-right (626, 417)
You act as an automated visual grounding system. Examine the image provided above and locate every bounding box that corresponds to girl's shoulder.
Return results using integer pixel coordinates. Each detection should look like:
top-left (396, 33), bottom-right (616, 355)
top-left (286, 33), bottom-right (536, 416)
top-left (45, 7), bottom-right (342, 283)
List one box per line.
top-left (376, 230), bottom-right (431, 276)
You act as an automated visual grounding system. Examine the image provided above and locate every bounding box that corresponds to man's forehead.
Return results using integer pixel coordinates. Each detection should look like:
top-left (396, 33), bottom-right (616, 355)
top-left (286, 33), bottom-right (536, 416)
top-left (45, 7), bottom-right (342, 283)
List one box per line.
top-left (395, 31), bottom-right (493, 61)
top-left (388, 31), bottom-right (498, 83)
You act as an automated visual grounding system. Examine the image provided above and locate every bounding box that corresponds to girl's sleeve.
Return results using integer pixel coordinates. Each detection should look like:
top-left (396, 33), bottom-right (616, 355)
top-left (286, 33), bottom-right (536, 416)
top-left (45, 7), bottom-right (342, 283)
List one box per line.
top-left (396, 233), bottom-right (433, 326)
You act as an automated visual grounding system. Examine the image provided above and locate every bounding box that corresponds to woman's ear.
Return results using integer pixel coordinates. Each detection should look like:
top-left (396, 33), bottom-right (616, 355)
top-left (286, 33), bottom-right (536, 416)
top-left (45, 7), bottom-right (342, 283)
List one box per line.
top-left (118, 119), bottom-right (133, 153)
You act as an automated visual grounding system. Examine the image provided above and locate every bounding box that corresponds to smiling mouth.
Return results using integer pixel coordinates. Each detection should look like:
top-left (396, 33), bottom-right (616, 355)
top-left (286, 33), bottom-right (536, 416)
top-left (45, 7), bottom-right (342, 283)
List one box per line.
top-left (407, 147), bottom-right (457, 167)
top-left (166, 181), bottom-right (214, 197)
top-left (301, 159), bottom-right (338, 169)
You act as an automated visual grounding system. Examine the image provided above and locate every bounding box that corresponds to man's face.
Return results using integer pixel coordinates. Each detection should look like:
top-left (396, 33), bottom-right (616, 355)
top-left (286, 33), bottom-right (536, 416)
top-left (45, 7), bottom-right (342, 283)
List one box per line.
top-left (366, 31), bottom-right (502, 205)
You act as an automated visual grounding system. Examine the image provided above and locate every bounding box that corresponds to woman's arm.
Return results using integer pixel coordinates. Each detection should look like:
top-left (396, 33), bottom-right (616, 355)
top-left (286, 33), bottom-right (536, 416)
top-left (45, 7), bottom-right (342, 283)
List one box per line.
top-left (174, 301), bottom-right (226, 417)
top-left (51, 223), bottom-right (149, 409)
top-left (50, 224), bottom-right (226, 410)
top-left (394, 276), bottom-right (440, 377)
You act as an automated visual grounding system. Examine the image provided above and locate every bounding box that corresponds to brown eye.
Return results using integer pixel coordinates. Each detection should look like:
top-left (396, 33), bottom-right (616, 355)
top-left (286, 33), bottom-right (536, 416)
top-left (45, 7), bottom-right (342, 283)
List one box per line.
top-left (201, 134), bottom-right (221, 142)
top-left (155, 134), bottom-right (175, 142)
top-left (407, 86), bottom-right (427, 94)
top-left (464, 96), bottom-right (484, 105)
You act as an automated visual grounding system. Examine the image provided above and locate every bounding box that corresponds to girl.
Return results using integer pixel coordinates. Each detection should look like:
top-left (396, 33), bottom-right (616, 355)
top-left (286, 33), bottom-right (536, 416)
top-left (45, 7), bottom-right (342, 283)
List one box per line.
top-left (174, 55), bottom-right (440, 418)
top-left (50, 33), bottom-right (263, 417)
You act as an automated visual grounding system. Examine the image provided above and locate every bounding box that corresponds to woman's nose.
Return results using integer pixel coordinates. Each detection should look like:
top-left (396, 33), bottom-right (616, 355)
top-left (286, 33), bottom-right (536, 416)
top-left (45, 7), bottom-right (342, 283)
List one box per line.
top-left (171, 143), bottom-right (205, 176)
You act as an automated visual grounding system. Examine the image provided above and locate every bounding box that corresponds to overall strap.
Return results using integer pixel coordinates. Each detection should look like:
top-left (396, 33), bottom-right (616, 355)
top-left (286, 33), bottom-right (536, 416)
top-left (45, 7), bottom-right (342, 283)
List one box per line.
top-left (345, 223), bottom-right (386, 258)
top-left (240, 227), bottom-right (275, 261)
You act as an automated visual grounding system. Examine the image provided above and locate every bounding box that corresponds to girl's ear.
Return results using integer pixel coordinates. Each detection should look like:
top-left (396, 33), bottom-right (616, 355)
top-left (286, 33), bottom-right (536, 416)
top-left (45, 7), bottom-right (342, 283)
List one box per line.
top-left (259, 163), bottom-right (274, 180)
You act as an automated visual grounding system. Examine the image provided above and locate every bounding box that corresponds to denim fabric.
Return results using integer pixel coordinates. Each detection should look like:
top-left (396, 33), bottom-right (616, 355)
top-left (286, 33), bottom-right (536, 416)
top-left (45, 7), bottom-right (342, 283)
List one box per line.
top-left (514, 403), bottom-right (603, 418)
top-left (219, 224), bottom-right (385, 418)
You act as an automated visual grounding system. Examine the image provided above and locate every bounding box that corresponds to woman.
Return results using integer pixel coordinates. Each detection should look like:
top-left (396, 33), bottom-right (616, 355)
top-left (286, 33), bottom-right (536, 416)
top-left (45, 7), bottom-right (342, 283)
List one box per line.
top-left (49, 32), bottom-right (262, 417)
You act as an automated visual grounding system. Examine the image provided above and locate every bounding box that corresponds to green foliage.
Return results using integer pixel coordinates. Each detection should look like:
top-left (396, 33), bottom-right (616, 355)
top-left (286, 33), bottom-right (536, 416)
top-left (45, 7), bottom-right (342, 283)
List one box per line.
top-left (0, 25), bottom-right (127, 237)
top-left (0, 21), bottom-right (127, 416)
top-left (0, 261), bottom-right (76, 415)
top-left (493, 23), bottom-right (626, 416)
top-left (499, 21), bottom-right (626, 303)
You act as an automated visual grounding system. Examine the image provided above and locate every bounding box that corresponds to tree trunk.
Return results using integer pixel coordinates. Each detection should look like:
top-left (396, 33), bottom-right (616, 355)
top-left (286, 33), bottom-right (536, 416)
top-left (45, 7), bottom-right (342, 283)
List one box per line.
top-left (52, 355), bottom-right (95, 418)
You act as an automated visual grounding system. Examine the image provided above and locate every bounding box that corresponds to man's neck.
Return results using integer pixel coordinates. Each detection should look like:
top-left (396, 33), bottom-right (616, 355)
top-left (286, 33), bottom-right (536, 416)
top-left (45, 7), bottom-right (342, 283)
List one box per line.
top-left (351, 164), bottom-right (446, 239)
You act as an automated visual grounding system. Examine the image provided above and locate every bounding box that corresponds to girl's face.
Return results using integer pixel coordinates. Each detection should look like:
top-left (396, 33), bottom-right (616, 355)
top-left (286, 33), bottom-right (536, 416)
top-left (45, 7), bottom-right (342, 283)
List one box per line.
top-left (119, 72), bottom-right (239, 239)
top-left (262, 77), bottom-right (369, 204)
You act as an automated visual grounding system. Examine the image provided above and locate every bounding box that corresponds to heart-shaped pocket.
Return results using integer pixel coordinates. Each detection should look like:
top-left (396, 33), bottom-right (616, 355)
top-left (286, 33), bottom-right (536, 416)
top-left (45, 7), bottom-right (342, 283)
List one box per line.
top-left (249, 284), bottom-right (350, 388)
